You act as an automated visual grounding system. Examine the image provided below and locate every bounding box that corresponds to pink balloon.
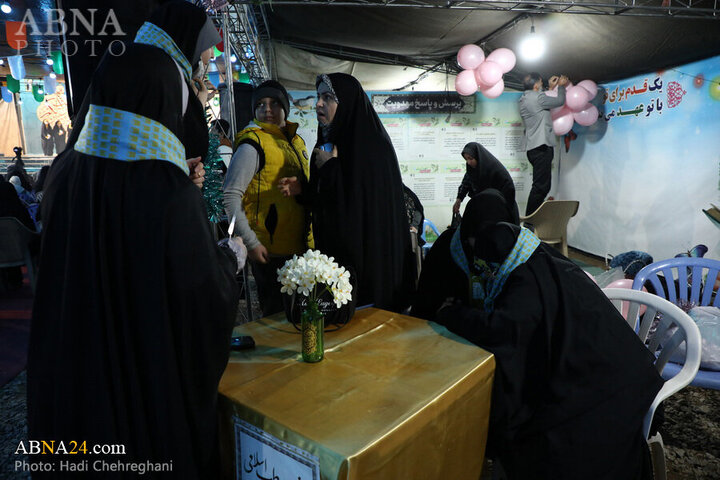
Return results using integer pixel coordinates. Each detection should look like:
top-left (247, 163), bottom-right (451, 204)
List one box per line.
top-left (473, 69), bottom-right (491, 89)
top-left (606, 280), bottom-right (648, 316)
top-left (566, 86), bottom-right (590, 111)
top-left (486, 48), bottom-right (516, 74)
top-left (457, 44), bottom-right (485, 70)
top-left (573, 104), bottom-right (599, 126)
top-left (480, 79), bottom-right (504, 99)
top-left (577, 79), bottom-right (598, 98)
top-left (546, 87), bottom-right (564, 117)
top-left (551, 105), bottom-right (571, 121)
top-left (455, 69), bottom-right (478, 96)
top-left (477, 61), bottom-right (503, 86)
top-left (607, 279), bottom-right (634, 289)
top-left (553, 112), bottom-right (574, 136)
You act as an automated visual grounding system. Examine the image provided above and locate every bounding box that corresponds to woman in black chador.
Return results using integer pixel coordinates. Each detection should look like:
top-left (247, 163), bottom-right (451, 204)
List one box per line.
top-left (288, 73), bottom-right (415, 312)
top-left (41, 120), bottom-right (54, 155)
top-left (27, 2), bottom-right (239, 479)
top-left (412, 189), bottom-right (663, 480)
top-left (51, 120), bottom-right (67, 153)
top-left (452, 141), bottom-right (519, 225)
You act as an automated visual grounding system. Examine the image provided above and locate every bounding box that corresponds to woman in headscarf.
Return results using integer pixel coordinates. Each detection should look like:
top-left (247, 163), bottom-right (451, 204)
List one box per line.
top-left (41, 120), bottom-right (54, 155)
top-left (452, 142), bottom-right (519, 225)
top-left (282, 73), bottom-right (415, 312)
top-left (52, 120), bottom-right (67, 153)
top-left (27, 2), bottom-right (240, 478)
top-left (412, 190), bottom-right (663, 480)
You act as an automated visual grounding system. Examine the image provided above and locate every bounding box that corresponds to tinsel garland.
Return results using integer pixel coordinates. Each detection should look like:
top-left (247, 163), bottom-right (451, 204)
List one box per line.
top-left (202, 132), bottom-right (225, 223)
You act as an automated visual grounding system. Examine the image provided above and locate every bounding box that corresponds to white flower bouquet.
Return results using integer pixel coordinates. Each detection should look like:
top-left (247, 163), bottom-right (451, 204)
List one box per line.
top-left (277, 249), bottom-right (353, 308)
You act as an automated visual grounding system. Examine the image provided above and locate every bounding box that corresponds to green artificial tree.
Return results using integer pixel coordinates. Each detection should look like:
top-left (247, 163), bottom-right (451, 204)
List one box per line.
top-left (202, 132), bottom-right (226, 224)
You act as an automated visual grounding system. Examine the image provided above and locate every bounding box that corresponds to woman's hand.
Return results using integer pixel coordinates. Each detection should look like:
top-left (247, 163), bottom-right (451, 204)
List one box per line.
top-left (192, 78), bottom-right (209, 105)
top-left (218, 236), bottom-right (247, 272)
top-left (312, 145), bottom-right (338, 169)
top-left (453, 199), bottom-right (462, 214)
top-left (248, 244), bottom-right (269, 264)
top-left (205, 80), bottom-right (217, 102)
top-left (278, 176), bottom-right (301, 197)
top-left (187, 157), bottom-right (205, 188)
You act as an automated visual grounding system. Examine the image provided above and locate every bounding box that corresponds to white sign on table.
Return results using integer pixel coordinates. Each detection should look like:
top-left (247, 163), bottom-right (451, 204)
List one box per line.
top-left (234, 418), bottom-right (320, 480)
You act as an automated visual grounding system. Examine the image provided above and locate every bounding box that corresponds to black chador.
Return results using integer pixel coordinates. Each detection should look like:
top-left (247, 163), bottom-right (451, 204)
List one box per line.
top-left (27, 3), bottom-right (236, 478)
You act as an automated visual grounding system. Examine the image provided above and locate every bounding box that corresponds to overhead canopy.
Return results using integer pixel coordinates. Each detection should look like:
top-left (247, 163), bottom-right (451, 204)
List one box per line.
top-left (251, 1), bottom-right (720, 89)
top-left (273, 43), bottom-right (454, 91)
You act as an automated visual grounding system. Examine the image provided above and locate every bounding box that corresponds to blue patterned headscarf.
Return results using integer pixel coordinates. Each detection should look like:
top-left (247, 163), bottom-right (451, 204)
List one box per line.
top-left (134, 22), bottom-right (192, 80)
top-left (450, 224), bottom-right (540, 312)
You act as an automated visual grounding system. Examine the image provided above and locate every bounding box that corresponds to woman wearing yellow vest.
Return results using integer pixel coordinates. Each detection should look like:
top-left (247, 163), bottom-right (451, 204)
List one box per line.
top-left (223, 80), bottom-right (312, 315)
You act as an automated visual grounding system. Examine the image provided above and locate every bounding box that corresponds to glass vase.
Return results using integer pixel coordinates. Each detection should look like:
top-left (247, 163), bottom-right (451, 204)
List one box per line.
top-left (301, 299), bottom-right (324, 363)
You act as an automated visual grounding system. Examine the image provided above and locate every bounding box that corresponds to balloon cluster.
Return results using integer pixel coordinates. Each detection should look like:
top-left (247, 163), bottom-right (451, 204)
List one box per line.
top-left (547, 79), bottom-right (600, 135)
top-left (455, 45), bottom-right (515, 99)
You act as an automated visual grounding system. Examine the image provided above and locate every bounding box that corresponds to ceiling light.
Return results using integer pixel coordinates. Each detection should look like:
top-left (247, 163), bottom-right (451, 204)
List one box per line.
top-left (46, 57), bottom-right (54, 66)
top-left (519, 24), bottom-right (546, 61)
top-left (230, 54), bottom-right (237, 63)
top-left (1, 3), bottom-right (12, 14)
top-left (49, 73), bottom-right (56, 79)
top-left (0, 59), bottom-right (4, 65)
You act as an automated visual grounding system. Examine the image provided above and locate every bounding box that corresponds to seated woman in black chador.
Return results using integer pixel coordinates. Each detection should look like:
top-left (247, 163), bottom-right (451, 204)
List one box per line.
top-left (453, 142), bottom-right (519, 225)
top-left (412, 189), bottom-right (663, 480)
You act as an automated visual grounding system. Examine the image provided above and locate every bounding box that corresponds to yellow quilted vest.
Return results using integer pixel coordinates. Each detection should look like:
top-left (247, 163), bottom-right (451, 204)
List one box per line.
top-left (235, 120), bottom-right (313, 255)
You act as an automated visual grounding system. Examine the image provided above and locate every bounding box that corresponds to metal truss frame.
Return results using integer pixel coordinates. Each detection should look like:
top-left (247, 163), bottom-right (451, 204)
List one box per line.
top-left (229, 0), bottom-right (720, 20)
top-left (206, 1), bottom-right (272, 87)
top-left (208, 0), bottom-right (718, 94)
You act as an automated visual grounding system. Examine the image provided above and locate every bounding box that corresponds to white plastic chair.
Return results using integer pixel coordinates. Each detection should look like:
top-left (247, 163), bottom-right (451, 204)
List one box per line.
top-left (633, 257), bottom-right (720, 389)
top-left (603, 288), bottom-right (701, 439)
top-left (519, 200), bottom-right (579, 257)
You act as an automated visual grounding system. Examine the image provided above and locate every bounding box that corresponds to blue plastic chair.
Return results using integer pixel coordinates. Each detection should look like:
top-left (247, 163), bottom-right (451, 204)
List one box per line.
top-left (420, 219), bottom-right (441, 257)
top-left (632, 257), bottom-right (720, 389)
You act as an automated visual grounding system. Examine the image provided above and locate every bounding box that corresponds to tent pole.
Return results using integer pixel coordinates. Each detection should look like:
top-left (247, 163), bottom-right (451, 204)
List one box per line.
top-left (14, 93), bottom-right (26, 153)
top-left (223, 8), bottom-right (236, 139)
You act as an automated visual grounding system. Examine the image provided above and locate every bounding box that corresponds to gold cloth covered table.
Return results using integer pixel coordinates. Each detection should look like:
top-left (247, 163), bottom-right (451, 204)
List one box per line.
top-left (218, 307), bottom-right (495, 479)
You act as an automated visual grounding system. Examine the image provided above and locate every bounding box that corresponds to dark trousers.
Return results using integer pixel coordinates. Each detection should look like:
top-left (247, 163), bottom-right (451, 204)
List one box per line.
top-left (250, 256), bottom-right (290, 317)
top-left (525, 145), bottom-right (553, 216)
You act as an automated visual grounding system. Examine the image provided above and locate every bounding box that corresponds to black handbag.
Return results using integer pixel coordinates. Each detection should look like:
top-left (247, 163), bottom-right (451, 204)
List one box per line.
top-left (450, 212), bottom-right (462, 229)
top-left (282, 266), bottom-right (358, 332)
